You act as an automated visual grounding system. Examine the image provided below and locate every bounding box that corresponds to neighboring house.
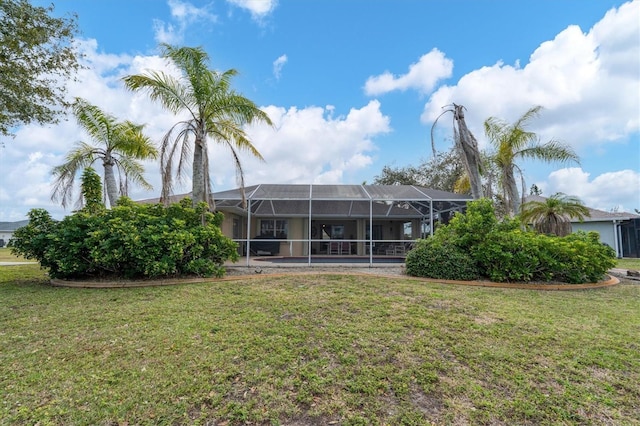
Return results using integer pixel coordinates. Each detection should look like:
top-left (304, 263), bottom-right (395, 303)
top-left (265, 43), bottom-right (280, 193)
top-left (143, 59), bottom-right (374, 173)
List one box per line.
top-left (140, 184), bottom-right (472, 265)
top-left (0, 220), bottom-right (29, 247)
top-left (523, 195), bottom-right (640, 258)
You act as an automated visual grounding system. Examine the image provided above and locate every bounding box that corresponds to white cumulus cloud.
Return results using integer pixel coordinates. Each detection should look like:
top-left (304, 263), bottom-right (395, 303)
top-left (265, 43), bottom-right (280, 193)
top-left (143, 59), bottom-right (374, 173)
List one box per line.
top-left (544, 168), bottom-right (640, 212)
top-left (364, 48), bottom-right (453, 96)
top-left (231, 100), bottom-right (392, 187)
top-left (421, 0), bottom-right (639, 151)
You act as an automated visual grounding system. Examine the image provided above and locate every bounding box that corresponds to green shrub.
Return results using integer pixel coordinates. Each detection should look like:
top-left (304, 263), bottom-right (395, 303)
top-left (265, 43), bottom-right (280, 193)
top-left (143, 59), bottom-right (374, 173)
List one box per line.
top-left (405, 239), bottom-right (480, 281)
top-left (8, 208), bottom-right (58, 269)
top-left (544, 231), bottom-right (617, 283)
top-left (405, 199), bottom-right (616, 284)
top-left (9, 198), bottom-right (238, 280)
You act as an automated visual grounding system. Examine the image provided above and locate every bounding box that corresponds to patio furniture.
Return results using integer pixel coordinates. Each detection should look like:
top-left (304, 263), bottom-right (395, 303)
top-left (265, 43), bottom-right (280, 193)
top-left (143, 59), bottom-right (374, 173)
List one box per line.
top-left (329, 241), bottom-right (341, 255)
top-left (250, 236), bottom-right (280, 255)
top-left (341, 241), bottom-right (351, 255)
top-left (393, 245), bottom-right (405, 255)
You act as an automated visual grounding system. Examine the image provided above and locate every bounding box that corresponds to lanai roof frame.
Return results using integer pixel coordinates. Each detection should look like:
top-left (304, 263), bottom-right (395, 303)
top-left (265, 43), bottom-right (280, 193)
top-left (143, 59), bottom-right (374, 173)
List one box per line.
top-left (214, 184), bottom-right (471, 218)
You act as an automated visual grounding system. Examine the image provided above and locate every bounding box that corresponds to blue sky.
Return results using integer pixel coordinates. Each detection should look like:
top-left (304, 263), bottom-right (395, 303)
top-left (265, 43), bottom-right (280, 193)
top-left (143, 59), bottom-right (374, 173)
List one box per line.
top-left (1, 0), bottom-right (638, 220)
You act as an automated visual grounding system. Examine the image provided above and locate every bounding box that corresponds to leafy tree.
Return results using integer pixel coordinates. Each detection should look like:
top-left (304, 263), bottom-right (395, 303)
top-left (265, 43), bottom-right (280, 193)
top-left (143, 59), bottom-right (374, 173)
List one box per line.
top-left (0, 0), bottom-right (80, 138)
top-left (484, 106), bottom-right (579, 216)
top-left (80, 167), bottom-right (104, 214)
top-left (51, 98), bottom-right (158, 209)
top-left (520, 192), bottom-right (590, 237)
top-left (431, 104), bottom-right (484, 199)
top-left (529, 184), bottom-right (543, 196)
top-left (123, 44), bottom-right (272, 209)
top-left (373, 164), bottom-right (422, 186)
top-left (373, 147), bottom-right (466, 193)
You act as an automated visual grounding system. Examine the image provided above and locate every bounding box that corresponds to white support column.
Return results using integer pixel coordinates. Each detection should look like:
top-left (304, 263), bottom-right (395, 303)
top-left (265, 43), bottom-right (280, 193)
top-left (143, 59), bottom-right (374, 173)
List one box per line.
top-left (308, 185), bottom-right (313, 265)
top-left (430, 201), bottom-right (434, 237)
top-left (246, 199), bottom-right (252, 267)
top-left (369, 198), bottom-right (373, 265)
top-left (613, 220), bottom-right (621, 258)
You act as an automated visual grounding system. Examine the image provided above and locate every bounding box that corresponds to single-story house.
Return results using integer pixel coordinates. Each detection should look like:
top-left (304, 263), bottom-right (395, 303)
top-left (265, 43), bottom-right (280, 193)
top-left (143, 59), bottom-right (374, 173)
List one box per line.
top-left (141, 184), bottom-right (473, 265)
top-left (523, 195), bottom-right (640, 258)
top-left (0, 220), bottom-right (29, 247)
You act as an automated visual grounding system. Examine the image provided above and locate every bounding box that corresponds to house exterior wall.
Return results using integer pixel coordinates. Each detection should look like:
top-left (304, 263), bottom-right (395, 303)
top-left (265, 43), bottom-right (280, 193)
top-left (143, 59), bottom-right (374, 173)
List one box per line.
top-left (572, 222), bottom-right (616, 250)
top-left (219, 214), bottom-right (236, 238)
top-left (0, 231), bottom-right (15, 246)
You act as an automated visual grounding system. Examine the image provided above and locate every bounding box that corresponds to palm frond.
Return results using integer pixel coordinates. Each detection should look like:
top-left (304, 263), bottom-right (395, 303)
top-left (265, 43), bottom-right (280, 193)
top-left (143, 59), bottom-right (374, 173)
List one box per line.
top-left (72, 98), bottom-right (117, 147)
top-left (226, 142), bottom-right (248, 209)
top-left (208, 119), bottom-right (265, 162)
top-left (123, 72), bottom-right (197, 118)
top-left (513, 105), bottom-right (543, 129)
top-left (50, 142), bottom-right (99, 208)
top-left (430, 107), bottom-right (454, 157)
top-left (114, 156), bottom-right (154, 191)
top-left (518, 141), bottom-right (580, 164)
top-left (112, 121), bottom-right (158, 160)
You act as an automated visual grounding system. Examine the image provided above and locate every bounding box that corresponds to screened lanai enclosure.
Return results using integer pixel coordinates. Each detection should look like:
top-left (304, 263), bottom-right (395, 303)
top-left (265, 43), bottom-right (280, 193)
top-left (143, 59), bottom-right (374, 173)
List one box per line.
top-left (212, 184), bottom-right (472, 265)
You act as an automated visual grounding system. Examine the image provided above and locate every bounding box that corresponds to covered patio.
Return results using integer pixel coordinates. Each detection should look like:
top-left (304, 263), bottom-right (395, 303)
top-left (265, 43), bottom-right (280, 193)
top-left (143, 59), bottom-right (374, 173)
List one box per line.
top-left (213, 184), bottom-right (472, 266)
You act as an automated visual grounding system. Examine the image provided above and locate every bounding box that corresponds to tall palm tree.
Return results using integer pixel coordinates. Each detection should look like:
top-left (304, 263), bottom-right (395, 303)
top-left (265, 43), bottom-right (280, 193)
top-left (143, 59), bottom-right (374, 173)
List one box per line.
top-left (484, 105), bottom-right (579, 216)
top-left (520, 193), bottom-right (590, 236)
top-left (51, 98), bottom-right (158, 209)
top-left (122, 44), bottom-right (272, 209)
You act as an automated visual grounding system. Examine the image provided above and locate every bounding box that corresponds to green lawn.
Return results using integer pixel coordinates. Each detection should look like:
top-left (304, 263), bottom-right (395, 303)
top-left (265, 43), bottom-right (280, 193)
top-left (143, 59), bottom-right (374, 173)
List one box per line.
top-left (616, 257), bottom-right (640, 271)
top-left (0, 247), bottom-right (28, 262)
top-left (1, 264), bottom-right (639, 425)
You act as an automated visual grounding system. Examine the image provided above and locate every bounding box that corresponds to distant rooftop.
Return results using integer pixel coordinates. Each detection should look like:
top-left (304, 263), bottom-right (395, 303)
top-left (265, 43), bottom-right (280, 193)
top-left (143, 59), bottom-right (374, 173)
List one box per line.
top-left (0, 220), bottom-right (29, 231)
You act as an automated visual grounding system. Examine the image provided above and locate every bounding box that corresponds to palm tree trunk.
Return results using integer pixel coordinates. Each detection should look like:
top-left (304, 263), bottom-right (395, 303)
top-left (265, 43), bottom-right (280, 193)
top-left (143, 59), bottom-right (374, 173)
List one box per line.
top-left (192, 134), bottom-right (207, 207)
top-left (103, 156), bottom-right (119, 208)
top-left (453, 105), bottom-right (484, 200)
top-left (503, 165), bottom-right (520, 216)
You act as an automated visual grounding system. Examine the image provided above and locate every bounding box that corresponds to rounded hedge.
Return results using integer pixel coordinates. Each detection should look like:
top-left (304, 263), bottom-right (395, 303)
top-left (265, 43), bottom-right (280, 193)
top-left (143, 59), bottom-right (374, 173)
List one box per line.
top-left (405, 199), bottom-right (616, 284)
top-left (9, 197), bottom-right (239, 280)
top-left (405, 239), bottom-right (480, 281)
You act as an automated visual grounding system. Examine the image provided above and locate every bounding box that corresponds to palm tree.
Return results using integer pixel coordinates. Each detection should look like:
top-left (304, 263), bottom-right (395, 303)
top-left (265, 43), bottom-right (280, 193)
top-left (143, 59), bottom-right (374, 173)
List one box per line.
top-left (484, 105), bottom-right (579, 216)
top-left (122, 44), bottom-right (272, 209)
top-left (51, 98), bottom-right (158, 209)
top-left (520, 193), bottom-right (590, 236)
top-left (431, 104), bottom-right (484, 200)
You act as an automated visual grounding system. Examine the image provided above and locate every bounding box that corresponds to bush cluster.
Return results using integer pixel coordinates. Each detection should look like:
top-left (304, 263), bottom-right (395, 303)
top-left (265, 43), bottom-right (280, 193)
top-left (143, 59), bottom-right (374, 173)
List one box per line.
top-left (9, 197), bottom-right (239, 279)
top-left (405, 240), bottom-right (480, 281)
top-left (406, 199), bottom-right (616, 284)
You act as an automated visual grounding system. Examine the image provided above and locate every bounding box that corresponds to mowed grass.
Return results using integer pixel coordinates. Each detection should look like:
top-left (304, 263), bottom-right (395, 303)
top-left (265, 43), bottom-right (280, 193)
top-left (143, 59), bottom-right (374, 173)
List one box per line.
top-left (1, 264), bottom-right (639, 425)
top-left (0, 247), bottom-right (29, 262)
top-left (617, 257), bottom-right (640, 271)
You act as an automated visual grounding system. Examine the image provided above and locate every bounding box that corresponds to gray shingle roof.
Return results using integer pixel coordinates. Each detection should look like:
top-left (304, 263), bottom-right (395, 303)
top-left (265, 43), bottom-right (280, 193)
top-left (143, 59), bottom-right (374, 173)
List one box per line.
top-left (0, 220), bottom-right (29, 231)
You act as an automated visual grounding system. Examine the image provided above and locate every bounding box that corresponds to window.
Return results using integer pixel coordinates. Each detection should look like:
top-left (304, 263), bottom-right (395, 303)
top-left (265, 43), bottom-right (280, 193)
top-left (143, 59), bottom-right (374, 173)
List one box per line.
top-left (260, 219), bottom-right (288, 238)
top-left (403, 221), bottom-right (413, 239)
